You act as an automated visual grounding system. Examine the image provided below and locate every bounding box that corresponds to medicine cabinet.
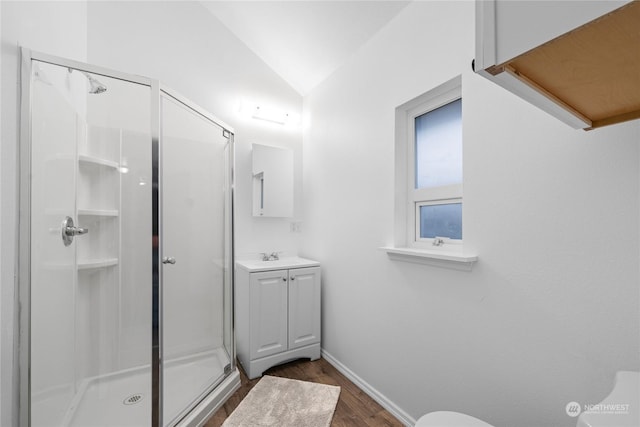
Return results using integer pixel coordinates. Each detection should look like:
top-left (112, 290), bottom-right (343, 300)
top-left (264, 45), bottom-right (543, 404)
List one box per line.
top-left (252, 144), bottom-right (293, 217)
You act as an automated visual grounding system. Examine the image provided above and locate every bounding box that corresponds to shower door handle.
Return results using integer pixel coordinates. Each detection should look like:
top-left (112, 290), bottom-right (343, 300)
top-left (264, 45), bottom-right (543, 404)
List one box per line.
top-left (61, 216), bottom-right (89, 246)
top-left (162, 257), bottom-right (176, 265)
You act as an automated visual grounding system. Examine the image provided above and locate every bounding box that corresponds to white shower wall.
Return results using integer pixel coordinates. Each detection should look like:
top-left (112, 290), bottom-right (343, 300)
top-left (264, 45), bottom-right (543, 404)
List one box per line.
top-left (27, 60), bottom-right (155, 426)
top-left (29, 67), bottom-right (81, 427)
top-left (84, 79), bottom-right (153, 373)
top-left (117, 129), bottom-right (153, 370)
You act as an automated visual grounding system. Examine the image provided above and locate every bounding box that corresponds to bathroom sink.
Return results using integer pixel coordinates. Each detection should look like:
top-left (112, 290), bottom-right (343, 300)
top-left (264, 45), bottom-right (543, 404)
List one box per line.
top-left (236, 257), bottom-right (319, 272)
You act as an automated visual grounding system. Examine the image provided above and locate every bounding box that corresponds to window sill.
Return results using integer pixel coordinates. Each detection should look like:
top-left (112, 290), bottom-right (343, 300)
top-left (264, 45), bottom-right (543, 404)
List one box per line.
top-left (380, 246), bottom-right (478, 271)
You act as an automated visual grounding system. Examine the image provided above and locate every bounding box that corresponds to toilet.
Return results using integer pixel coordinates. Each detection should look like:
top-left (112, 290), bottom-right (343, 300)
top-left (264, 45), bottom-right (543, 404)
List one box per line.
top-left (416, 371), bottom-right (638, 427)
top-left (576, 371), bottom-right (639, 427)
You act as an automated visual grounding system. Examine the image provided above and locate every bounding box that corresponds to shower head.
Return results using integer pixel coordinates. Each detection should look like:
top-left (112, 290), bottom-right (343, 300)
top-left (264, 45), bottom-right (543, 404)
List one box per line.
top-left (69, 68), bottom-right (108, 94)
top-left (81, 71), bottom-right (107, 94)
top-left (33, 63), bottom-right (52, 86)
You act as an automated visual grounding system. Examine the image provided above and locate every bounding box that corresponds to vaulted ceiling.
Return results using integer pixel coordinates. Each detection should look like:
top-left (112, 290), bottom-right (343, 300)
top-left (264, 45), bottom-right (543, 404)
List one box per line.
top-left (200, 1), bottom-right (411, 95)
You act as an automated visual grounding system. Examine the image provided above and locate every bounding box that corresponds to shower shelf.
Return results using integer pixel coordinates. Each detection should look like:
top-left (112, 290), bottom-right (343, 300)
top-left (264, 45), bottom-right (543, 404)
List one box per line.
top-left (77, 209), bottom-right (119, 217)
top-left (77, 258), bottom-right (118, 270)
top-left (78, 154), bottom-right (119, 169)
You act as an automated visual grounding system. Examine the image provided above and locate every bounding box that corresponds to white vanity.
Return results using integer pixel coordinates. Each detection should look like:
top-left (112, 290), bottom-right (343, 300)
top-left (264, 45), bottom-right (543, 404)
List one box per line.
top-left (235, 257), bottom-right (321, 379)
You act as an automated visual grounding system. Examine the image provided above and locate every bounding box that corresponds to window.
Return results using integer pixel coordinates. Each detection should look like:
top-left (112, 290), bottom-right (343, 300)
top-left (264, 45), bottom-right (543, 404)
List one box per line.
top-left (391, 76), bottom-right (463, 251)
top-left (410, 93), bottom-right (462, 246)
top-left (388, 76), bottom-right (475, 268)
top-left (417, 202), bottom-right (462, 240)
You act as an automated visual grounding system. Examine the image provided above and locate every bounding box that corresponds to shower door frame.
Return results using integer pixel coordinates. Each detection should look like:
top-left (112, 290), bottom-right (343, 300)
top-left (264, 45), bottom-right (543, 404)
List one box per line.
top-left (158, 85), bottom-right (238, 426)
top-left (18, 47), bottom-right (238, 427)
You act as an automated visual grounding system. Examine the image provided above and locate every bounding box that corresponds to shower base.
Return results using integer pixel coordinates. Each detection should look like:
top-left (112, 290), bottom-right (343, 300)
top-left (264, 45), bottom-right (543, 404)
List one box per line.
top-left (59, 348), bottom-right (229, 427)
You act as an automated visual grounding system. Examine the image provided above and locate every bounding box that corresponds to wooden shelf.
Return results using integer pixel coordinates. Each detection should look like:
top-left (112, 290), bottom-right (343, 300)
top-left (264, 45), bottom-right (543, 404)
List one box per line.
top-left (489, 0), bottom-right (640, 129)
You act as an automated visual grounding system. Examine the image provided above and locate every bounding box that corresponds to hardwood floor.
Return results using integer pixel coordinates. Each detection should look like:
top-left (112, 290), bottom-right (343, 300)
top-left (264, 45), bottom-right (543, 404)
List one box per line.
top-left (205, 358), bottom-right (404, 427)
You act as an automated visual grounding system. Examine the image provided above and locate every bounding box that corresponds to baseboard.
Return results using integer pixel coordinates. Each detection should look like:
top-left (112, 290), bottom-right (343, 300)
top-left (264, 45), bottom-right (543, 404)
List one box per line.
top-left (321, 349), bottom-right (416, 426)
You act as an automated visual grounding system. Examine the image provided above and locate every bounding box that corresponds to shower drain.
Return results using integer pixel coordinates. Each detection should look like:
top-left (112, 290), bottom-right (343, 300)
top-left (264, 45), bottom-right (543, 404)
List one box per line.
top-left (123, 394), bottom-right (144, 405)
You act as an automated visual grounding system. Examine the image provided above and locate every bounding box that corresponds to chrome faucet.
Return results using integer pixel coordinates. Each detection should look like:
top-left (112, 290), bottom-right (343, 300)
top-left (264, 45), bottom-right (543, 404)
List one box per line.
top-left (261, 252), bottom-right (280, 261)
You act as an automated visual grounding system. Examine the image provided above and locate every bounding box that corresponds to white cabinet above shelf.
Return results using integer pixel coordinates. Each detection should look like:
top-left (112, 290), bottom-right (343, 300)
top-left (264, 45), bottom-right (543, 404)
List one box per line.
top-left (475, 0), bottom-right (639, 130)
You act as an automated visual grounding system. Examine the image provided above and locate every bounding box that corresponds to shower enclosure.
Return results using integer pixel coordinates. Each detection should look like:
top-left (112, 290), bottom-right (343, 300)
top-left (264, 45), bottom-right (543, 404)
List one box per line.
top-left (18, 48), bottom-right (239, 426)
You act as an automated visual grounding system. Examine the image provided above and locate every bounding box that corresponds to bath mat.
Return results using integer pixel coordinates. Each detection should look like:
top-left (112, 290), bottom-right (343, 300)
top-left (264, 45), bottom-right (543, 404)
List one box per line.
top-left (222, 375), bottom-right (341, 427)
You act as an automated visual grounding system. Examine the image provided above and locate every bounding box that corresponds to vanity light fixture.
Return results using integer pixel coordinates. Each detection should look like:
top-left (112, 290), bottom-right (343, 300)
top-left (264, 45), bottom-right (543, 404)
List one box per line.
top-left (251, 105), bottom-right (289, 125)
top-left (238, 100), bottom-right (299, 127)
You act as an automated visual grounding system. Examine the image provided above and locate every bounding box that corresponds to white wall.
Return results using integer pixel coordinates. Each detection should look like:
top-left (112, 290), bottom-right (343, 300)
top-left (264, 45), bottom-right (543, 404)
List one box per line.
top-left (86, 1), bottom-right (304, 259)
top-left (1, 2), bottom-right (88, 424)
top-left (302, 2), bottom-right (639, 427)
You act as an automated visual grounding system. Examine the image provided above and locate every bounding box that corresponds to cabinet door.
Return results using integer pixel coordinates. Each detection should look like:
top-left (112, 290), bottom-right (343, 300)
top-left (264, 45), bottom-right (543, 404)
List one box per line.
top-left (288, 267), bottom-right (321, 350)
top-left (250, 269), bottom-right (288, 360)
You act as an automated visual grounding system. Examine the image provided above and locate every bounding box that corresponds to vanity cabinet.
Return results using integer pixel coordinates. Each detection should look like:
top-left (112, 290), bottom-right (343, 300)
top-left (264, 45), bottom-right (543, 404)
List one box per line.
top-left (235, 258), bottom-right (321, 379)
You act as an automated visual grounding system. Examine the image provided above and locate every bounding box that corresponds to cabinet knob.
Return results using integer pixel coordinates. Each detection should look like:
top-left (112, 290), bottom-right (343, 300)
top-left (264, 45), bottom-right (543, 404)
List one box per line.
top-left (282, 277), bottom-right (287, 281)
top-left (290, 276), bottom-right (295, 281)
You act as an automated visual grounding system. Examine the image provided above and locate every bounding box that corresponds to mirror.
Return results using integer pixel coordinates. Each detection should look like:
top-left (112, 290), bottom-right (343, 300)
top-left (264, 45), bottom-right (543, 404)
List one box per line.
top-left (252, 144), bottom-right (293, 217)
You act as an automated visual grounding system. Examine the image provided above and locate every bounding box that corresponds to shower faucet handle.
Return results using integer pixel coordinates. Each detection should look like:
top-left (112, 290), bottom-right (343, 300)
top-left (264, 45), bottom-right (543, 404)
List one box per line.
top-left (71, 227), bottom-right (89, 235)
top-left (61, 216), bottom-right (89, 247)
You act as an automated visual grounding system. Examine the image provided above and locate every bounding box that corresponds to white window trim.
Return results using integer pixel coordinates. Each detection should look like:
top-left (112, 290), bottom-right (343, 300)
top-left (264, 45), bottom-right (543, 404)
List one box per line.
top-left (380, 246), bottom-right (477, 271)
top-left (407, 83), bottom-right (462, 249)
top-left (384, 75), bottom-right (477, 269)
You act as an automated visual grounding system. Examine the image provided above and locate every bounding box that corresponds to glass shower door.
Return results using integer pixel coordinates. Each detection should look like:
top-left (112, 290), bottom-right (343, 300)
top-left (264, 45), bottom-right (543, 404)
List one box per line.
top-left (30, 60), bottom-right (79, 427)
top-left (25, 51), bottom-right (237, 427)
top-left (29, 59), bottom-right (153, 427)
top-left (160, 92), bottom-right (233, 425)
